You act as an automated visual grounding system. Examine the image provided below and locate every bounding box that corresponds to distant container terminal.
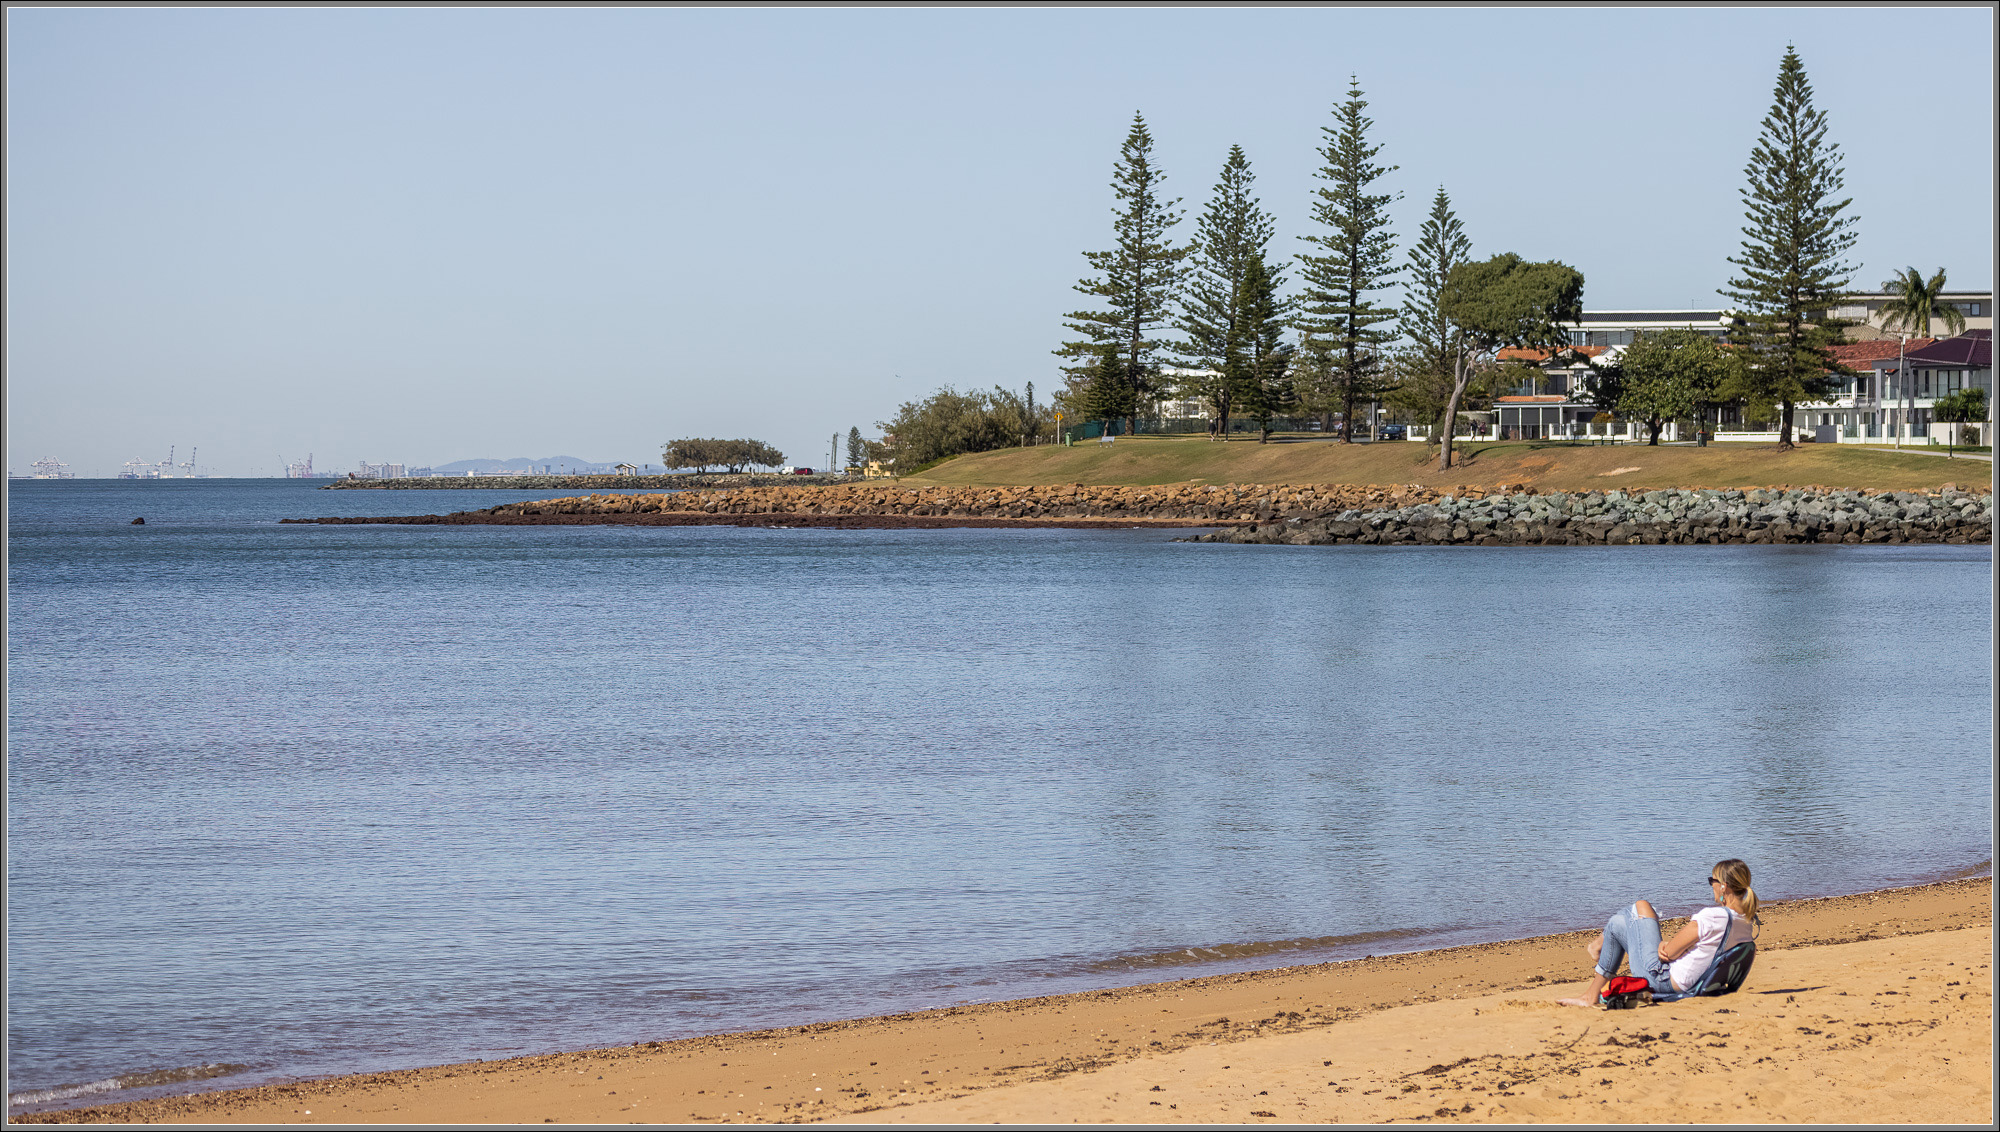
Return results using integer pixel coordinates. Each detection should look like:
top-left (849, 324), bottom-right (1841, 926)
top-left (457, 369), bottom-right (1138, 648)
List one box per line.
top-left (119, 447), bottom-right (204, 479)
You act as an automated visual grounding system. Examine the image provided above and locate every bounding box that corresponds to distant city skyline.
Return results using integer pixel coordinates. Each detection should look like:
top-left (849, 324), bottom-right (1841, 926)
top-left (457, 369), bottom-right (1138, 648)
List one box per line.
top-left (7, 7), bottom-right (1994, 477)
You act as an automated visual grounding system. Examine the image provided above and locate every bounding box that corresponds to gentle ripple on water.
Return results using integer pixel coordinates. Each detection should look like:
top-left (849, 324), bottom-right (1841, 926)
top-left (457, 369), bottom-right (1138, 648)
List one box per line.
top-left (5, 479), bottom-right (1992, 1110)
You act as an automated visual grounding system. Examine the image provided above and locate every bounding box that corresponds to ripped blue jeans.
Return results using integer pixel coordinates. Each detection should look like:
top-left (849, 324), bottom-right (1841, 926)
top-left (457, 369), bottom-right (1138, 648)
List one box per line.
top-left (1596, 902), bottom-right (1675, 993)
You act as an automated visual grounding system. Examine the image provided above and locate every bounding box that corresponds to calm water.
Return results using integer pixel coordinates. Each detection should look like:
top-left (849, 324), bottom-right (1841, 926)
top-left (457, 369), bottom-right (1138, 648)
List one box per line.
top-left (7, 479), bottom-right (1992, 1110)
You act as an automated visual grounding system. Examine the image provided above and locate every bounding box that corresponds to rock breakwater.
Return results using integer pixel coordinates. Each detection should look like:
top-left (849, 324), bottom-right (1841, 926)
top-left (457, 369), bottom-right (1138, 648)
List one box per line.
top-left (286, 481), bottom-right (1994, 545)
top-left (471, 481), bottom-right (1449, 522)
top-left (323, 473), bottom-right (854, 491)
top-left (1191, 487), bottom-right (1994, 546)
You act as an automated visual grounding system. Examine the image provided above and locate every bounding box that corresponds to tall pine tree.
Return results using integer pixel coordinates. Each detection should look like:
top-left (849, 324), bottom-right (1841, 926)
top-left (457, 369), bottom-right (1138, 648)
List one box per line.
top-left (1174, 145), bottom-right (1284, 440)
top-left (1399, 188), bottom-right (1473, 398)
top-left (1297, 78), bottom-right (1401, 441)
top-left (1058, 113), bottom-right (1189, 441)
top-left (1719, 46), bottom-right (1858, 448)
top-left (1229, 252), bottom-right (1296, 443)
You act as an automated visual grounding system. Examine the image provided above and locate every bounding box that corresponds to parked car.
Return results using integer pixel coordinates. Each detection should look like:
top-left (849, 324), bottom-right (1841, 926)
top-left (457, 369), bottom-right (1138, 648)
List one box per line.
top-left (1379, 424), bottom-right (1407, 441)
top-left (790, 467), bottom-right (814, 475)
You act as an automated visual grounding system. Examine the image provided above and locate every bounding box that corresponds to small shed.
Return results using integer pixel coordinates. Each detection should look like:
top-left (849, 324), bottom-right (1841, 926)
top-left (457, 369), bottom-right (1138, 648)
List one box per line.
top-left (613, 463), bottom-right (641, 475)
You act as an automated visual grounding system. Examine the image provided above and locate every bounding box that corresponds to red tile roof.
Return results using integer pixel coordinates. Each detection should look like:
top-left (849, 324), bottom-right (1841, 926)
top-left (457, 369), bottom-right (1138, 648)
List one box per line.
top-left (1497, 346), bottom-right (1605, 363)
top-left (1829, 337), bottom-right (1934, 365)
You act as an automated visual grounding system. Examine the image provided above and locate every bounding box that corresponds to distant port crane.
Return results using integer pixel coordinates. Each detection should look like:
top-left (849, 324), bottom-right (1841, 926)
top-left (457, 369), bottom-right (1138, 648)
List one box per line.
top-left (118, 446), bottom-right (202, 479)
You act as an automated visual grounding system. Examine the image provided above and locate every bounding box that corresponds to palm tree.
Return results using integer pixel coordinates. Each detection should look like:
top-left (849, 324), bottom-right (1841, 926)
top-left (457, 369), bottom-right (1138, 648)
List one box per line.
top-left (1877, 268), bottom-right (1966, 445)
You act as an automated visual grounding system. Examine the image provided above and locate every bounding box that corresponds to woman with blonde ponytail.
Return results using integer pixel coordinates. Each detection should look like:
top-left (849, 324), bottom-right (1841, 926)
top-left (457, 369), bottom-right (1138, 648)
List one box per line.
top-left (1559, 858), bottom-right (1759, 1007)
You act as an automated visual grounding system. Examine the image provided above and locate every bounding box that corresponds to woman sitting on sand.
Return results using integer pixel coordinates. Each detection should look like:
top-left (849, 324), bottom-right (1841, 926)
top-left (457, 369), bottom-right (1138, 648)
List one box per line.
top-left (1559, 858), bottom-right (1759, 1006)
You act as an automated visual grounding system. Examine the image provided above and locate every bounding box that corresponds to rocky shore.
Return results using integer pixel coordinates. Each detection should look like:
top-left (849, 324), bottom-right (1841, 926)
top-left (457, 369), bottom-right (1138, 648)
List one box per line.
top-left (471, 481), bottom-right (1439, 521)
top-left (286, 482), bottom-right (1443, 528)
top-left (1191, 486), bottom-right (1994, 546)
top-left (322, 472), bottom-right (855, 491)
top-left (285, 481), bottom-right (1993, 545)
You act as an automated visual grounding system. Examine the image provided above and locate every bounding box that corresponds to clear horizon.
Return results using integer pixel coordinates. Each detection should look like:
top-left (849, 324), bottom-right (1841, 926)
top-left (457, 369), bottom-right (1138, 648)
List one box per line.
top-left (7, 7), bottom-right (1994, 477)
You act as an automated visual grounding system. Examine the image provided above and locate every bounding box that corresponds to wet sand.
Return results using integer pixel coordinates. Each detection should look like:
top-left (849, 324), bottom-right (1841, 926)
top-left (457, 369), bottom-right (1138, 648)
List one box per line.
top-left (20, 875), bottom-right (1990, 1125)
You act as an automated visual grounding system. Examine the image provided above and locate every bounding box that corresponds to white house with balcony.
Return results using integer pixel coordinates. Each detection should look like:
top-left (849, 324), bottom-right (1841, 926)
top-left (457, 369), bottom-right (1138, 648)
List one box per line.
top-left (1806, 331), bottom-right (1994, 442)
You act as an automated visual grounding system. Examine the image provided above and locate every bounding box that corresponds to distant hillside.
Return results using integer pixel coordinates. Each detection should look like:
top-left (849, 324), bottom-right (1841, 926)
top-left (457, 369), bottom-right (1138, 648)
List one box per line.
top-left (431, 455), bottom-right (619, 475)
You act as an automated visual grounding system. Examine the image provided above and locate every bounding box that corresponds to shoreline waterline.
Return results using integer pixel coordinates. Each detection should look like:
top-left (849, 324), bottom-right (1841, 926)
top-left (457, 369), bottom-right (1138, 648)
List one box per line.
top-left (14, 871), bottom-right (1990, 1123)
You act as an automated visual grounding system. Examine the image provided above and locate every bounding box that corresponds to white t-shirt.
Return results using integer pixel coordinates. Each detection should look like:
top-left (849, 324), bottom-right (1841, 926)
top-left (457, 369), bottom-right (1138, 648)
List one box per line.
top-left (1669, 906), bottom-right (1754, 990)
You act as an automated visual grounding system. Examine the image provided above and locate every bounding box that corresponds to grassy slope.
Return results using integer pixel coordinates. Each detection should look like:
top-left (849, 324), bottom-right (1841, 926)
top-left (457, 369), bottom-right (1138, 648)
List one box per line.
top-left (903, 437), bottom-right (1995, 492)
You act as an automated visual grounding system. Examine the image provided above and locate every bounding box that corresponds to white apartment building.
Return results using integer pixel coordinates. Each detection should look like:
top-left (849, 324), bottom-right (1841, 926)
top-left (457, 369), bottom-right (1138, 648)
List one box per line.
top-left (1827, 290), bottom-right (1992, 341)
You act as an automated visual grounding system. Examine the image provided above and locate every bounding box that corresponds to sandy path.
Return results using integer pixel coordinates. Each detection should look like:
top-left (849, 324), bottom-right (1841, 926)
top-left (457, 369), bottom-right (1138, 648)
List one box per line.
top-left (20, 876), bottom-right (1990, 1125)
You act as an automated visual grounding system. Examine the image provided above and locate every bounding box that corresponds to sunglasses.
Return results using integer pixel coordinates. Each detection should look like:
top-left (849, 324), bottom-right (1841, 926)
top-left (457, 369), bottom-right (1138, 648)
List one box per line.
top-left (1706, 876), bottom-right (1723, 886)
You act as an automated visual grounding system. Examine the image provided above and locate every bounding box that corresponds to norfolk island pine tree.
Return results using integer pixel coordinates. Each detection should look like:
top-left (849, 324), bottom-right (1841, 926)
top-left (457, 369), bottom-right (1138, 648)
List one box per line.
top-left (1228, 252), bottom-right (1297, 443)
top-left (1173, 145), bottom-right (1286, 441)
top-left (1719, 45), bottom-right (1859, 450)
top-left (1297, 78), bottom-right (1401, 442)
top-left (1058, 113), bottom-right (1190, 442)
top-left (1395, 187), bottom-right (1474, 446)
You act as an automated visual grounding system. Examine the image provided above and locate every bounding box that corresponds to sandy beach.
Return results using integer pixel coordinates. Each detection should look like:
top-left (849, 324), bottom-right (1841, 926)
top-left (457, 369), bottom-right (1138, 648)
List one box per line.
top-left (21, 874), bottom-right (1989, 1125)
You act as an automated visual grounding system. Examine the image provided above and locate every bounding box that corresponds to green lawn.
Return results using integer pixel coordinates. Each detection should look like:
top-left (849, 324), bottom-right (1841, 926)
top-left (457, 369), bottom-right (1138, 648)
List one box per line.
top-left (900, 436), bottom-right (1993, 492)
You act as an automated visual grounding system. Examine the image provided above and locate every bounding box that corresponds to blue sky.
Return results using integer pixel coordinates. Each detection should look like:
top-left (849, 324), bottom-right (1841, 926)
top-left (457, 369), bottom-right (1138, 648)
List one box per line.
top-left (7, 7), bottom-right (1993, 476)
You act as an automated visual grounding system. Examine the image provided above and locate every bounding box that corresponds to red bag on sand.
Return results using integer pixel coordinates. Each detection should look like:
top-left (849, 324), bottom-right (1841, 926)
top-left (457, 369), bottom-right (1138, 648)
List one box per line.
top-left (1600, 975), bottom-right (1652, 1008)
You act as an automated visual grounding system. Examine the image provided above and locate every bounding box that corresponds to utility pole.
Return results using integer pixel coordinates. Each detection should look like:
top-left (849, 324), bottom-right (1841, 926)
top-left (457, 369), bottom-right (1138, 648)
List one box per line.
top-left (1894, 334), bottom-right (1906, 448)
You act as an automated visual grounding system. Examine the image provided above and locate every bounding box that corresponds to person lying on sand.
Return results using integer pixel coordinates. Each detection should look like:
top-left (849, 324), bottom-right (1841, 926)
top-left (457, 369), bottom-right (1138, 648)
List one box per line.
top-left (1559, 858), bottom-right (1760, 1007)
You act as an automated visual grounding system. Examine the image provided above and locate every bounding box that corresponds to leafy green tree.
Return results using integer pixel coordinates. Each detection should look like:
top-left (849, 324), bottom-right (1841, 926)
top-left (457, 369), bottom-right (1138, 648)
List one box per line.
top-left (661, 438), bottom-right (785, 473)
top-left (1719, 46), bottom-right (1859, 449)
top-left (1227, 253), bottom-right (1296, 443)
top-left (1076, 344), bottom-right (1139, 431)
top-left (733, 440), bottom-right (785, 471)
top-left (1297, 78), bottom-right (1401, 441)
top-left (1615, 329), bottom-right (1739, 445)
top-left (1058, 113), bottom-right (1189, 441)
top-left (662, 438), bottom-right (716, 472)
top-left (1877, 267), bottom-right (1967, 444)
top-left (1933, 387), bottom-right (1986, 450)
top-left (1436, 254), bottom-right (1585, 468)
top-left (1174, 145), bottom-right (1284, 440)
top-left (877, 386), bottom-right (1049, 468)
top-left (1396, 186), bottom-right (1473, 438)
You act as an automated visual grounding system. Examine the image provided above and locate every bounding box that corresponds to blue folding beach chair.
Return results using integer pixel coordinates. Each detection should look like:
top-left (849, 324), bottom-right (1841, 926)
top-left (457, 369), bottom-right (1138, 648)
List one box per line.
top-left (1652, 910), bottom-right (1757, 1002)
